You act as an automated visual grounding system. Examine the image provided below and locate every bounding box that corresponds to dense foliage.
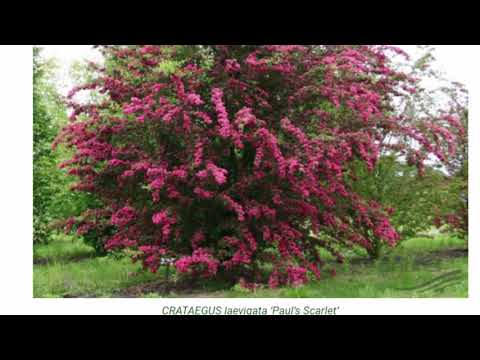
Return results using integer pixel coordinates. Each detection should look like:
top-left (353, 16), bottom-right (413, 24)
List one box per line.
top-left (34, 47), bottom-right (100, 248)
top-left (434, 83), bottom-right (468, 238)
top-left (54, 45), bottom-right (464, 287)
top-left (350, 156), bottom-right (446, 258)
top-left (33, 47), bottom-right (60, 243)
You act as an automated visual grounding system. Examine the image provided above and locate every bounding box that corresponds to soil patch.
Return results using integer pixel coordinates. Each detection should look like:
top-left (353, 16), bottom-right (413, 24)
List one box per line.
top-left (412, 248), bottom-right (467, 266)
top-left (113, 277), bottom-right (230, 298)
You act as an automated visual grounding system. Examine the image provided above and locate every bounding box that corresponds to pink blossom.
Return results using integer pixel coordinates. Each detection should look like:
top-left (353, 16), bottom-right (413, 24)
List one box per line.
top-left (287, 266), bottom-right (308, 287)
top-left (193, 140), bottom-right (204, 167)
top-left (222, 194), bottom-right (245, 221)
top-left (211, 88), bottom-right (231, 138)
top-left (206, 163), bottom-right (228, 185)
top-left (194, 111), bottom-right (212, 124)
top-left (196, 162), bottom-right (228, 185)
top-left (152, 210), bottom-right (169, 225)
top-left (152, 209), bottom-right (176, 239)
top-left (194, 187), bottom-right (214, 199)
top-left (191, 230), bottom-right (205, 249)
top-left (225, 59), bottom-right (241, 73)
top-left (175, 248), bottom-right (219, 278)
top-left (185, 93), bottom-right (204, 106)
top-left (111, 206), bottom-right (136, 227)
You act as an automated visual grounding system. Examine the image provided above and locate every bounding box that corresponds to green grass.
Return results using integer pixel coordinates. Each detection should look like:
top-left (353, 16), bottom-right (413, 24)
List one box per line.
top-left (33, 234), bottom-right (468, 298)
top-left (33, 256), bottom-right (160, 297)
top-left (217, 235), bottom-right (468, 298)
top-left (33, 233), bottom-right (95, 264)
top-left (33, 234), bottom-right (160, 298)
top-left (220, 257), bottom-right (467, 298)
top-left (395, 234), bottom-right (466, 253)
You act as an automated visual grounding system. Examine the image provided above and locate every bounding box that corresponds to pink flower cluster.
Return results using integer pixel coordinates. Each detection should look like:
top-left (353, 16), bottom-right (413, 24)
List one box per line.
top-left (225, 59), bottom-right (241, 73)
top-left (211, 88), bottom-right (231, 138)
top-left (373, 218), bottom-right (400, 246)
top-left (222, 194), bottom-right (245, 222)
top-left (152, 210), bottom-right (176, 239)
top-left (196, 162), bottom-right (228, 185)
top-left (111, 206), bottom-right (136, 227)
top-left (286, 266), bottom-right (308, 287)
top-left (175, 248), bottom-right (219, 278)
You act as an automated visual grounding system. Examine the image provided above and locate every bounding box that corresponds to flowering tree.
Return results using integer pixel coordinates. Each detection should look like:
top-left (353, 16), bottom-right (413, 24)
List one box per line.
top-left (432, 82), bottom-right (468, 238)
top-left (54, 45), bottom-right (463, 287)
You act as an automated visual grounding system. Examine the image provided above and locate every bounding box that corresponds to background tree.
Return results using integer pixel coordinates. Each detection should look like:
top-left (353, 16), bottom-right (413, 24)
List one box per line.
top-left (51, 56), bottom-right (108, 254)
top-left (33, 47), bottom-right (60, 243)
top-left (34, 47), bottom-right (103, 251)
top-left (397, 46), bottom-right (468, 240)
top-left (350, 156), bottom-right (445, 258)
top-left (433, 82), bottom-right (468, 239)
top-left (349, 46), bottom-right (469, 258)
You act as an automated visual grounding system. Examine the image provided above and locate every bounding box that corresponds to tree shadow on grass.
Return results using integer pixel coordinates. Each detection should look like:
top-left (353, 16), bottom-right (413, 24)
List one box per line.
top-left (111, 269), bottom-right (242, 298)
top-left (33, 252), bottom-right (97, 266)
top-left (342, 247), bottom-right (467, 267)
top-left (60, 247), bottom-right (468, 298)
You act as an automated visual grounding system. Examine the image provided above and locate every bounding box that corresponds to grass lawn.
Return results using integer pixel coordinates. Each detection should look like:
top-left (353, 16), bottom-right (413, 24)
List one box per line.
top-left (33, 234), bottom-right (468, 298)
top-left (33, 235), bottom-right (160, 297)
top-left (33, 233), bottom-right (95, 265)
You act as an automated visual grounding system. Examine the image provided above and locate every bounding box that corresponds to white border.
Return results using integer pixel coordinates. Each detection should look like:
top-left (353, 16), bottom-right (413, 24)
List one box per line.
top-left (0, 45), bottom-right (478, 315)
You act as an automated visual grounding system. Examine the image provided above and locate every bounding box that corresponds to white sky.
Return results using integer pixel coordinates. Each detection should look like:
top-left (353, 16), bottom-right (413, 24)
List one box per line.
top-left (40, 45), bottom-right (102, 96)
top-left (400, 45), bottom-right (475, 85)
top-left (40, 45), bottom-right (477, 96)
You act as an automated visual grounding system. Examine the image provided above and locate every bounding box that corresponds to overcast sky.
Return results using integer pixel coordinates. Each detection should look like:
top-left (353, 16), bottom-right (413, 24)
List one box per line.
top-left (40, 45), bottom-right (476, 96)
